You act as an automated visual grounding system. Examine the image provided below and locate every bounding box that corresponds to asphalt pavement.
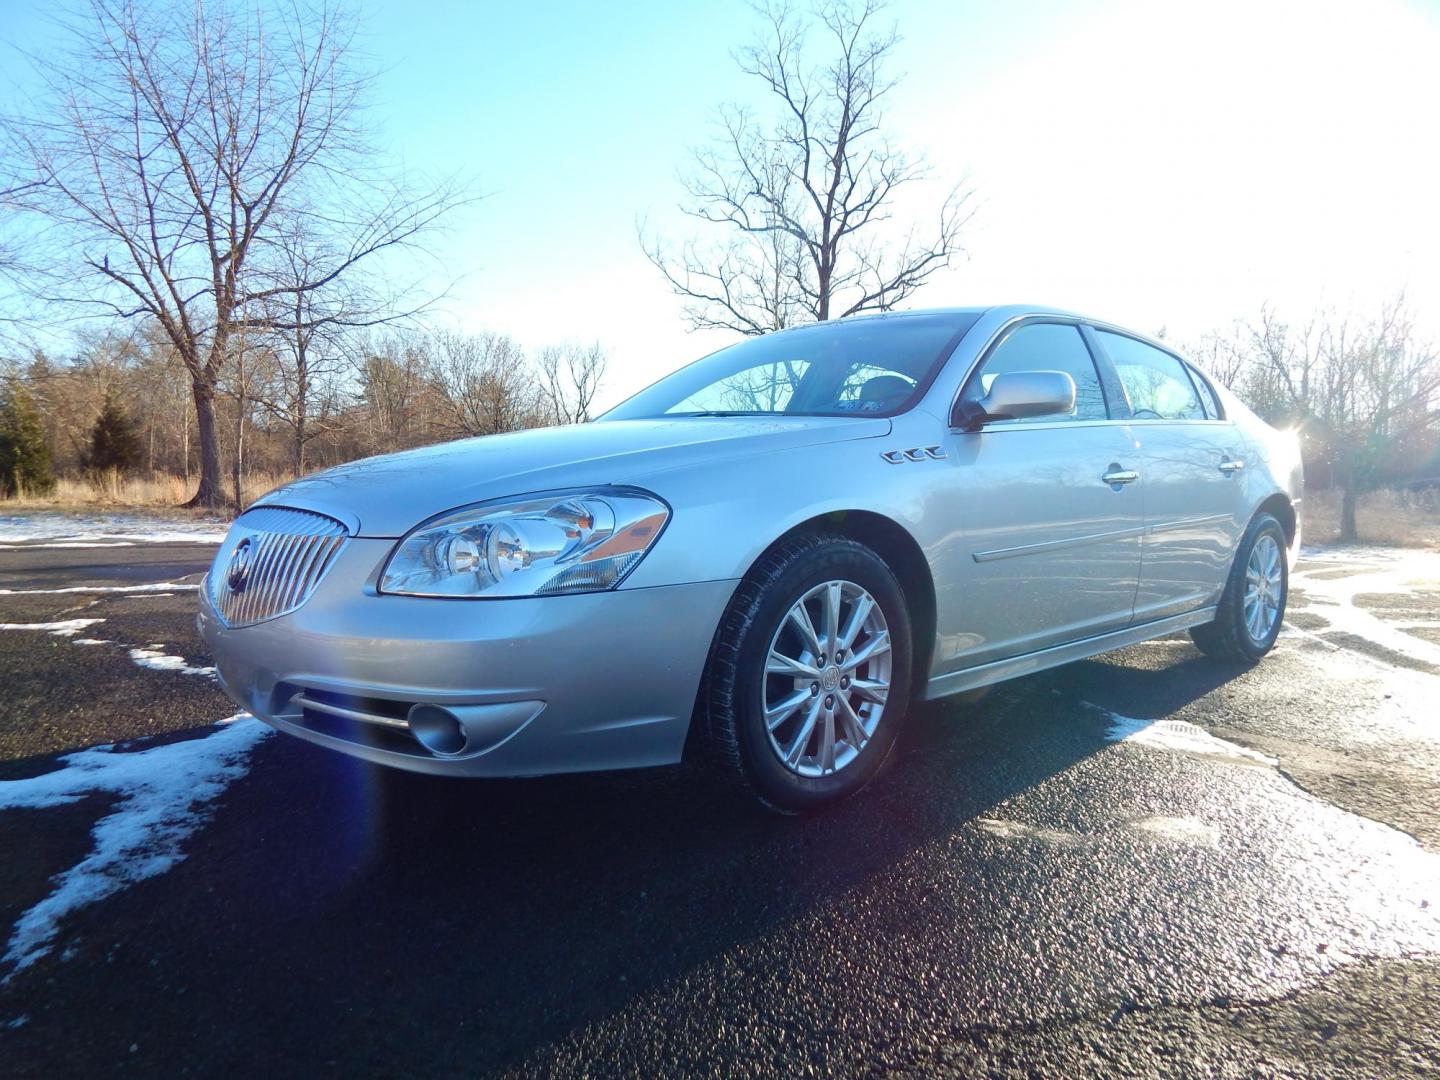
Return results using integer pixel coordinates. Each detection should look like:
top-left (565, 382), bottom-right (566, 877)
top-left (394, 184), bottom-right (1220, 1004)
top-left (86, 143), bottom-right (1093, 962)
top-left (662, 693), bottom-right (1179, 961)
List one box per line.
top-left (1, 524), bottom-right (1438, 1078)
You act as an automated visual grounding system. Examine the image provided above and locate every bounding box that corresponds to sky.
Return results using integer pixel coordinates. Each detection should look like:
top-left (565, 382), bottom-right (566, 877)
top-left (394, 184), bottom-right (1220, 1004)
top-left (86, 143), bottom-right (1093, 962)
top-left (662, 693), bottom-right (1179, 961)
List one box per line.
top-left (2, 0), bottom-right (1438, 409)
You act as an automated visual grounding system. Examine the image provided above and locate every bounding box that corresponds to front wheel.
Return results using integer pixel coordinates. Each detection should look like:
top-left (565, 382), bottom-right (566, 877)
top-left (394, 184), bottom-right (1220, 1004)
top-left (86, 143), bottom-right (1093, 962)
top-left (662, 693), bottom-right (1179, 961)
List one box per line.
top-left (697, 534), bottom-right (913, 813)
top-left (1190, 512), bottom-right (1289, 663)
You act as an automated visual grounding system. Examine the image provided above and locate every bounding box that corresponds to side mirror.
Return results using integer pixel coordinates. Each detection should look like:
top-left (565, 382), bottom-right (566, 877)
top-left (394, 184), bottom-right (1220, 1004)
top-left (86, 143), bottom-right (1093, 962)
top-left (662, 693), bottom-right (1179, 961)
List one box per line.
top-left (953, 370), bottom-right (1076, 431)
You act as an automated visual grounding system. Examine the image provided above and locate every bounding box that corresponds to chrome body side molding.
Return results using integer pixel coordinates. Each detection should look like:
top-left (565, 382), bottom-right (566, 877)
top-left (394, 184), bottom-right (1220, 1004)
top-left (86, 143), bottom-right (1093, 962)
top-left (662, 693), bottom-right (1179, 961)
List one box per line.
top-left (972, 525), bottom-right (1148, 563)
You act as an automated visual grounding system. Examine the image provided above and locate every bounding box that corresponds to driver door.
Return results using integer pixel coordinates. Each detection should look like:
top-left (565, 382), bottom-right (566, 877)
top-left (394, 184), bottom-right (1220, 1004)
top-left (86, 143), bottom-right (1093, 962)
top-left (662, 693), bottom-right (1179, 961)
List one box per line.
top-left (936, 321), bottom-right (1144, 672)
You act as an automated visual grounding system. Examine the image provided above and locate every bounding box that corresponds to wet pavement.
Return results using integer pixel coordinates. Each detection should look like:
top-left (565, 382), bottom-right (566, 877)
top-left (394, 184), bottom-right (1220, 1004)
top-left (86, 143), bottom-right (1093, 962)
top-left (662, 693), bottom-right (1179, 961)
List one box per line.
top-left (0, 524), bottom-right (1438, 1077)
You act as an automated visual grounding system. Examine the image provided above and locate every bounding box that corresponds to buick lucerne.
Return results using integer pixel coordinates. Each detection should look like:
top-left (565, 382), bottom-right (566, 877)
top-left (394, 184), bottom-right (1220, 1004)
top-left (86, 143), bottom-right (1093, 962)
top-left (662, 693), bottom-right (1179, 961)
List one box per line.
top-left (199, 306), bottom-right (1302, 811)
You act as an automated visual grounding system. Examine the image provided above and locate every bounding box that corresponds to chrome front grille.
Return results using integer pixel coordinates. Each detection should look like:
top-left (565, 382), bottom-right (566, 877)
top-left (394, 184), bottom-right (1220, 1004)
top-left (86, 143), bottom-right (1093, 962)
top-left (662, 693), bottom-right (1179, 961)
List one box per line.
top-left (208, 506), bottom-right (349, 627)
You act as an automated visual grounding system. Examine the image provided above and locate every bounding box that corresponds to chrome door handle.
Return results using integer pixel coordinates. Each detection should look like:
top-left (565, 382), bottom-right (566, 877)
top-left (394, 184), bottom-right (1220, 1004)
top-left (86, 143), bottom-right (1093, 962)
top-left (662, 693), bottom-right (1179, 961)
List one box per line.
top-left (1102, 466), bottom-right (1139, 487)
top-left (1219, 458), bottom-right (1245, 474)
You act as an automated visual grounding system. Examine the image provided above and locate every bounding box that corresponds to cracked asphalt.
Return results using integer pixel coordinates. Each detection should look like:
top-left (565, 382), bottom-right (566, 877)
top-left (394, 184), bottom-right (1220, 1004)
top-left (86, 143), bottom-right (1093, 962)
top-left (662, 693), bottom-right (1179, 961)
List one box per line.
top-left (1, 525), bottom-right (1438, 1078)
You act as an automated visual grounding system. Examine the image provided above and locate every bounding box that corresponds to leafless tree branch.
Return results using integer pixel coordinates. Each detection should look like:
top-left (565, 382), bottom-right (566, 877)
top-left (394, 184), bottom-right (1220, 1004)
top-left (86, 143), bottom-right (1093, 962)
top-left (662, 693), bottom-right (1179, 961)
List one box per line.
top-left (645, 0), bottom-right (970, 334)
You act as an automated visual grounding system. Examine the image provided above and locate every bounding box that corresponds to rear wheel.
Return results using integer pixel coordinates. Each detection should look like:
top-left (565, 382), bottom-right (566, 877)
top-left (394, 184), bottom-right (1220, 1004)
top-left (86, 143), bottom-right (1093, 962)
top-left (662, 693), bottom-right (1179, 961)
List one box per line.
top-left (697, 534), bottom-right (912, 813)
top-left (1190, 512), bottom-right (1288, 663)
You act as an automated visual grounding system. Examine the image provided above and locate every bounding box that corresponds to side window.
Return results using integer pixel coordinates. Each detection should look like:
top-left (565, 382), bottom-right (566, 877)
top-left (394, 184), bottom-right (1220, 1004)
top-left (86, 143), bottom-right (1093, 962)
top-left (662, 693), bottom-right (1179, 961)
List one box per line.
top-left (969, 322), bottom-right (1108, 422)
top-left (1098, 331), bottom-right (1205, 421)
top-left (1186, 364), bottom-right (1222, 419)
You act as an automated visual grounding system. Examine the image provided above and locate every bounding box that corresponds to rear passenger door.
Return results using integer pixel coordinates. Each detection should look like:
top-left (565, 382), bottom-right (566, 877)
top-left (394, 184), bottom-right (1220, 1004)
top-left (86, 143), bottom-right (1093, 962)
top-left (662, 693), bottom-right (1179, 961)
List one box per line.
top-left (1092, 329), bottom-right (1249, 622)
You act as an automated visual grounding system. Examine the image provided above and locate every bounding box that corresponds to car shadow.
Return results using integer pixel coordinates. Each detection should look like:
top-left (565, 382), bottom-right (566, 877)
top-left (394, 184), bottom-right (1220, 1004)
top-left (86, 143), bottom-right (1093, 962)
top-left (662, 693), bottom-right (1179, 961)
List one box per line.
top-left (1037, 635), bottom-right (1259, 721)
top-left (0, 642), bottom-right (1254, 1075)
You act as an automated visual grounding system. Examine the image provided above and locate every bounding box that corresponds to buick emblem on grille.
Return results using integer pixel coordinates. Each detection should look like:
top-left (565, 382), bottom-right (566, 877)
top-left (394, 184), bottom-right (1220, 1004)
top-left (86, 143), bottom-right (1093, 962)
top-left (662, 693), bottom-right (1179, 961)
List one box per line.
top-left (226, 537), bottom-right (254, 593)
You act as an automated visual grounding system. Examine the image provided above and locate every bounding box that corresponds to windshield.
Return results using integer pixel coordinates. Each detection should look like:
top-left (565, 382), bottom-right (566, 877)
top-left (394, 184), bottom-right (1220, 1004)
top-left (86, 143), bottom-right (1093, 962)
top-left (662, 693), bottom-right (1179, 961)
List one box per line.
top-left (601, 312), bottom-right (979, 420)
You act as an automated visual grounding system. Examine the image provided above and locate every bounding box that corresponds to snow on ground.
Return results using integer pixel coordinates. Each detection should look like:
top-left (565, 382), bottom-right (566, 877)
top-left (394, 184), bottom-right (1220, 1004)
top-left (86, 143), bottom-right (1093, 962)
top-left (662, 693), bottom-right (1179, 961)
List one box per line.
top-left (0, 582), bottom-right (199, 596)
top-left (0, 512), bottom-right (227, 546)
top-left (0, 609), bottom-right (252, 976)
top-left (0, 602), bottom-right (215, 677)
top-left (128, 647), bottom-right (216, 677)
top-left (1102, 711), bottom-right (1279, 766)
top-left (0, 715), bottom-right (272, 977)
top-left (1289, 547), bottom-right (1440, 670)
top-left (0, 619), bottom-right (105, 637)
top-left (0, 541), bottom-right (136, 549)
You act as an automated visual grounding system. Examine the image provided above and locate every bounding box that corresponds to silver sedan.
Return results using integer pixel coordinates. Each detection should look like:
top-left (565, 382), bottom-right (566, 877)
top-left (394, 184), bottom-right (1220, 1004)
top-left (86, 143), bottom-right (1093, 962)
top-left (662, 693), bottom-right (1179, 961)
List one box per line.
top-left (199, 305), bottom-right (1302, 810)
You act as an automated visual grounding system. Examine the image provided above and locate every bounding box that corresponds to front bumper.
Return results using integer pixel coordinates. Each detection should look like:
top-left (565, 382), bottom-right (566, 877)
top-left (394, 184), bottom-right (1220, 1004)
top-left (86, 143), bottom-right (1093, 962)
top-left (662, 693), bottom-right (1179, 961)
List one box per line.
top-left (199, 538), bottom-right (737, 777)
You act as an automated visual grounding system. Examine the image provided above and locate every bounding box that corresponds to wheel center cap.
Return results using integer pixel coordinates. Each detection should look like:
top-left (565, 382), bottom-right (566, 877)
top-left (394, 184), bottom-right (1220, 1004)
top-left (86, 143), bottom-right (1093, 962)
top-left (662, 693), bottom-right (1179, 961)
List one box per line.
top-left (820, 666), bottom-right (841, 692)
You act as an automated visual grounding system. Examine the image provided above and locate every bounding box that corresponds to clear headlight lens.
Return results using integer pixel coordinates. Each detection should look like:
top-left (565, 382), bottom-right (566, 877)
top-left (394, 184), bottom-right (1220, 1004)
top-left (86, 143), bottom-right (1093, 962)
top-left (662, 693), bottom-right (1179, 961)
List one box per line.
top-left (379, 489), bottom-right (670, 598)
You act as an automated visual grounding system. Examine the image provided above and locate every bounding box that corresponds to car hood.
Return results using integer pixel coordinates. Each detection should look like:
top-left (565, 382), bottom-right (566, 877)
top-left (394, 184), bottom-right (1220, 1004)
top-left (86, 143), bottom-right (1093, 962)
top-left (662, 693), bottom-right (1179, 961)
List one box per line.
top-left (253, 415), bottom-right (891, 536)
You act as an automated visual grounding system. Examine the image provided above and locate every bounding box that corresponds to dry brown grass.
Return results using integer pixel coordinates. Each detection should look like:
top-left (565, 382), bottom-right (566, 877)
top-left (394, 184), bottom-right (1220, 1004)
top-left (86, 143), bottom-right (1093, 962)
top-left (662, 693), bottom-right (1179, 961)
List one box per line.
top-left (1303, 488), bottom-right (1440, 549)
top-left (0, 470), bottom-right (296, 514)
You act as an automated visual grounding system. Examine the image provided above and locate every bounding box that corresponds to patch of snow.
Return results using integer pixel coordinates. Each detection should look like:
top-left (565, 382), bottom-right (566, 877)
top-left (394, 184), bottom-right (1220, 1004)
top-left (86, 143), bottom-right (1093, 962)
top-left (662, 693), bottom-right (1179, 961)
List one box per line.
top-left (5, 616), bottom-right (218, 679)
top-left (0, 582), bottom-right (198, 596)
top-left (1290, 550), bottom-right (1440, 669)
top-left (0, 541), bottom-right (137, 549)
top-left (0, 512), bottom-right (226, 545)
top-left (0, 618), bottom-right (105, 637)
top-left (975, 818), bottom-right (1084, 846)
top-left (0, 715), bottom-right (271, 977)
top-left (127, 648), bottom-right (215, 677)
top-left (1128, 815), bottom-right (1221, 848)
top-left (976, 814), bottom-right (1221, 849)
top-left (1102, 712), bottom-right (1278, 767)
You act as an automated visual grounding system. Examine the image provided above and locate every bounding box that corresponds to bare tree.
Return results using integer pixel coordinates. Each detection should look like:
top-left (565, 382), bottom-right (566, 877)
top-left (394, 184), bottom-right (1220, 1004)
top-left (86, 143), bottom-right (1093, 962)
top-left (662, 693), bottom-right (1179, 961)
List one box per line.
top-left (1188, 325), bottom-right (1249, 390)
top-left (4, 0), bottom-right (467, 507)
top-left (1215, 299), bottom-right (1440, 541)
top-left (0, 182), bottom-right (39, 281)
top-left (425, 330), bottom-right (539, 438)
top-left (537, 342), bottom-right (607, 424)
top-left (221, 326), bottom-right (260, 510)
top-left (645, 0), bottom-right (971, 334)
top-left (0, 181), bottom-right (44, 336)
top-left (356, 338), bottom-right (432, 455)
top-left (253, 229), bottom-right (384, 473)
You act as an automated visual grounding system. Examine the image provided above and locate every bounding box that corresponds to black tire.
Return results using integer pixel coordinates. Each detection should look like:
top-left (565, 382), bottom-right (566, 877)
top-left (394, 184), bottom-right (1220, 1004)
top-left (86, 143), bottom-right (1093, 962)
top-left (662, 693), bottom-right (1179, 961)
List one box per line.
top-left (1190, 512), bottom-right (1288, 663)
top-left (696, 533), bottom-right (913, 813)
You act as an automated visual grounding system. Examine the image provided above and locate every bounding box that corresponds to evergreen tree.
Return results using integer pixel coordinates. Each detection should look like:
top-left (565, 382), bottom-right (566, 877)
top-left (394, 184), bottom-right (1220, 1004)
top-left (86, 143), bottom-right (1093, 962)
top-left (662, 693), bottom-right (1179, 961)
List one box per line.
top-left (83, 391), bottom-right (142, 475)
top-left (0, 379), bottom-right (56, 497)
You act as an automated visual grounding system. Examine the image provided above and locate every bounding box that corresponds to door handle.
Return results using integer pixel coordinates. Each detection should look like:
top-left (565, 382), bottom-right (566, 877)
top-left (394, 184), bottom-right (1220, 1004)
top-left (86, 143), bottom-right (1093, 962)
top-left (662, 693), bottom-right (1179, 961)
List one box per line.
top-left (1102, 466), bottom-right (1139, 488)
top-left (1218, 458), bottom-right (1245, 475)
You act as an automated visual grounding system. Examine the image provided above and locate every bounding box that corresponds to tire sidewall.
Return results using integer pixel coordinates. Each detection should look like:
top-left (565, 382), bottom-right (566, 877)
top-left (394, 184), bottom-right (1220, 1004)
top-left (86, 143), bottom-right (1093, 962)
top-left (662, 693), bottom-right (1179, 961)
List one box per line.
top-left (730, 541), bottom-right (912, 811)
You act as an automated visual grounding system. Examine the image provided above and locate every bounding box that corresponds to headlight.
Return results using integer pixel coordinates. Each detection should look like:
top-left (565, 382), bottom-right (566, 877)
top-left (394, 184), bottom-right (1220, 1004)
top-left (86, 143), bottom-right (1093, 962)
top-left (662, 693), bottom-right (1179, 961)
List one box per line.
top-left (379, 489), bottom-right (670, 598)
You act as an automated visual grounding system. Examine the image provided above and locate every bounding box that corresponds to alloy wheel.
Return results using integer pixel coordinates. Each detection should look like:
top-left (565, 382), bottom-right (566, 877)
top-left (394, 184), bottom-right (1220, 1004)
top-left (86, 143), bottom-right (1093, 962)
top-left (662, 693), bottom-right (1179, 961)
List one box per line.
top-left (1243, 534), bottom-right (1284, 643)
top-left (762, 579), bottom-right (892, 778)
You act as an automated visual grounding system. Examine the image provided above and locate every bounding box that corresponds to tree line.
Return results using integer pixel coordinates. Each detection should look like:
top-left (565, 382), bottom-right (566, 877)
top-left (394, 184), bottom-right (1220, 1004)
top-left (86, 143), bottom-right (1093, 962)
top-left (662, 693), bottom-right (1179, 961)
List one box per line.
top-left (1186, 298), bottom-right (1439, 541)
top-left (0, 327), bottom-right (605, 503)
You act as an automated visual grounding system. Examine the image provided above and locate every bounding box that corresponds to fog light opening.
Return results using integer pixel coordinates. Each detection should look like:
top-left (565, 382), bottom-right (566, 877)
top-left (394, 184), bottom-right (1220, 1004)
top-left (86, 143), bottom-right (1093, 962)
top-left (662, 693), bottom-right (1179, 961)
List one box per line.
top-left (407, 704), bottom-right (468, 756)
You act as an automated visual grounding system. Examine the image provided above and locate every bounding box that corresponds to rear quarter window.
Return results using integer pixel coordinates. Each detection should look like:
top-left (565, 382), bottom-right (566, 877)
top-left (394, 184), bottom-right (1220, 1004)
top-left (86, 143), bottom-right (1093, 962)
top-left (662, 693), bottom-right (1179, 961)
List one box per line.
top-left (1185, 363), bottom-right (1224, 419)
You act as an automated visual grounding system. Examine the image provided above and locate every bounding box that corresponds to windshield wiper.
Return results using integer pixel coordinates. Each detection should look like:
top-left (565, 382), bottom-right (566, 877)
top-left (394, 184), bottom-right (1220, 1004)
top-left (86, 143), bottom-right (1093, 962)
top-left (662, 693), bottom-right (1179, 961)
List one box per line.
top-left (664, 410), bottom-right (771, 417)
